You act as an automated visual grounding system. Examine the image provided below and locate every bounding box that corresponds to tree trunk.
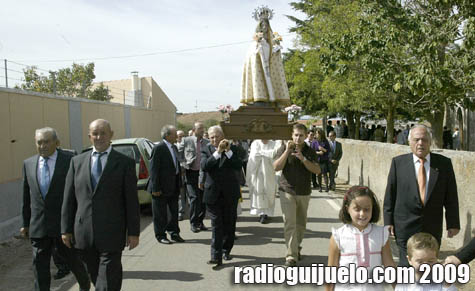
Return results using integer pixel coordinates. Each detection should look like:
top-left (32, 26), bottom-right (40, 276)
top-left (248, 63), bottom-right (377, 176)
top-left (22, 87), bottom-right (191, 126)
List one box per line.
top-left (386, 102), bottom-right (395, 143)
top-left (426, 109), bottom-right (445, 149)
top-left (355, 112), bottom-right (361, 140)
top-left (444, 103), bottom-right (453, 130)
top-left (346, 111), bottom-right (356, 139)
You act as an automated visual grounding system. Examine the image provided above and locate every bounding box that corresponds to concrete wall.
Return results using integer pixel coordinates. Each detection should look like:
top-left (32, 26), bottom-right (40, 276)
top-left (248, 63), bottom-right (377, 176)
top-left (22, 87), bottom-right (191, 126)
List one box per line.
top-left (0, 86), bottom-right (176, 241)
top-left (338, 138), bottom-right (475, 250)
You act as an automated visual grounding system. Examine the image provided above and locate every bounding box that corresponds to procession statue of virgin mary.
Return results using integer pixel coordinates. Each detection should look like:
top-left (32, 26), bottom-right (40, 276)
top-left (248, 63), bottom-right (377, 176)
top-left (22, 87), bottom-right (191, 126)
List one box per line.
top-left (240, 6), bottom-right (291, 106)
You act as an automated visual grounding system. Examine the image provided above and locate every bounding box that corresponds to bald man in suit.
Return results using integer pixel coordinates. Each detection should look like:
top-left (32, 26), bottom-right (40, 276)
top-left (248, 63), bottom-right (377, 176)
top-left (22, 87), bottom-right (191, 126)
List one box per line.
top-left (62, 119), bottom-right (140, 291)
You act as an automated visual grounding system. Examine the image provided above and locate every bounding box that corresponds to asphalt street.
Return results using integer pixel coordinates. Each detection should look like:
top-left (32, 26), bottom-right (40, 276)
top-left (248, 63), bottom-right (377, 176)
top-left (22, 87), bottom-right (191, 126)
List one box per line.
top-left (1, 181), bottom-right (470, 290)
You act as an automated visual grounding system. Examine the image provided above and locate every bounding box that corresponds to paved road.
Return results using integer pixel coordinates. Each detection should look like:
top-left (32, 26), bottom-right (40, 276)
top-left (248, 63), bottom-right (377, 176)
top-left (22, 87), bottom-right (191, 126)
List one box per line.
top-left (0, 181), bottom-right (471, 290)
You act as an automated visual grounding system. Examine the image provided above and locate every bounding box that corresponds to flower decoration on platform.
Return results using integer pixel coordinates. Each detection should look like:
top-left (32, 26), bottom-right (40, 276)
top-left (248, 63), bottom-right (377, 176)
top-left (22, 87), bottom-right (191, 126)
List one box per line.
top-left (273, 32), bottom-right (283, 45)
top-left (284, 104), bottom-right (302, 121)
top-left (217, 104), bottom-right (234, 121)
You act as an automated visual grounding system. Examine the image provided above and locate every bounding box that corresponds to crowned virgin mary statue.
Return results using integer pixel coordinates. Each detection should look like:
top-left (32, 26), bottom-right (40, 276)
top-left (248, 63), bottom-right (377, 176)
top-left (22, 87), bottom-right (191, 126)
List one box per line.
top-left (240, 6), bottom-right (291, 106)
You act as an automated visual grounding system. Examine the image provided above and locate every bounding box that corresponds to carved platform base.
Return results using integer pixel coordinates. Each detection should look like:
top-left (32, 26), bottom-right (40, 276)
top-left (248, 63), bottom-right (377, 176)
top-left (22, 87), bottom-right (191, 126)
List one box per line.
top-left (220, 104), bottom-right (293, 140)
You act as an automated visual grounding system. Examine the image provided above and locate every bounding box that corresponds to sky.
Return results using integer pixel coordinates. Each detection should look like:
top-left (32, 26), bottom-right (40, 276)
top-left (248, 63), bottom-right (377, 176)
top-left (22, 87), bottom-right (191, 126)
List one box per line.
top-left (1, 0), bottom-right (305, 113)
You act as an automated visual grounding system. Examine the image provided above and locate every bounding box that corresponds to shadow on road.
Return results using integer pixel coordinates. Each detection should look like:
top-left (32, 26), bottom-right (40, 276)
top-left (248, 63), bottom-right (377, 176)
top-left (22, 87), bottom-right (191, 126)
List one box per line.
top-left (123, 270), bottom-right (203, 282)
top-left (220, 253), bottom-right (328, 270)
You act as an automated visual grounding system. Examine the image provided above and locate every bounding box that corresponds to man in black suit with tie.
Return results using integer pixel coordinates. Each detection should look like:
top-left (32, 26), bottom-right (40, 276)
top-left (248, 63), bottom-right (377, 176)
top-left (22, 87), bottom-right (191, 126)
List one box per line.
top-left (62, 119), bottom-right (140, 291)
top-left (148, 125), bottom-right (185, 244)
top-left (328, 131), bottom-right (343, 191)
top-left (201, 125), bottom-right (242, 269)
top-left (384, 124), bottom-right (460, 266)
top-left (21, 127), bottom-right (90, 291)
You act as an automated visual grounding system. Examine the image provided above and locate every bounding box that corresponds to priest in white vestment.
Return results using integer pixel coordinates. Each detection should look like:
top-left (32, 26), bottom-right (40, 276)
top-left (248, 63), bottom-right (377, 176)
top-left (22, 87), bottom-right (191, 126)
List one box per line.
top-left (246, 139), bottom-right (278, 223)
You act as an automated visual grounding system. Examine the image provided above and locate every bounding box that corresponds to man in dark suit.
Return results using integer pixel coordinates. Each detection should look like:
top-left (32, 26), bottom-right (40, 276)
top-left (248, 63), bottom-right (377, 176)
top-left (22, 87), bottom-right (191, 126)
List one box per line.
top-left (177, 121), bottom-right (209, 233)
top-left (201, 125), bottom-right (242, 269)
top-left (328, 131), bottom-right (343, 191)
top-left (384, 124), bottom-right (460, 266)
top-left (445, 238), bottom-right (475, 265)
top-left (62, 119), bottom-right (140, 291)
top-left (148, 125), bottom-right (185, 244)
top-left (21, 127), bottom-right (90, 291)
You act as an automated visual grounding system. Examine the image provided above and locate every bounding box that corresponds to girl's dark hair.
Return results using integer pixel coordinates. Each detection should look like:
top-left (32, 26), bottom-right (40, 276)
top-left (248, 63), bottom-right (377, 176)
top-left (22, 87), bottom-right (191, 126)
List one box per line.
top-left (316, 128), bottom-right (327, 142)
top-left (339, 186), bottom-right (380, 224)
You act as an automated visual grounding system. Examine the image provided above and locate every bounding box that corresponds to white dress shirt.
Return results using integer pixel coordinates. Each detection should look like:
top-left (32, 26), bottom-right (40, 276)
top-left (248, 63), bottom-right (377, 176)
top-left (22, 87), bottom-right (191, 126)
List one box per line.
top-left (213, 149), bottom-right (233, 160)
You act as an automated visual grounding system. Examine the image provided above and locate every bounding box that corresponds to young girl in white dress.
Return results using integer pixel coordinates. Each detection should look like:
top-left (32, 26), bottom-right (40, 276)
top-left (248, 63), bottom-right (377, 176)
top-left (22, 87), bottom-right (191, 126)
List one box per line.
top-left (326, 186), bottom-right (395, 291)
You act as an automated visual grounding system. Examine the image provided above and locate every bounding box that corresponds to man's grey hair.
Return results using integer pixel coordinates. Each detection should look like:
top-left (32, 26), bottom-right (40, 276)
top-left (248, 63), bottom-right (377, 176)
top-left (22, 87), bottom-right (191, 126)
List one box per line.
top-left (161, 125), bottom-right (176, 139)
top-left (35, 127), bottom-right (59, 141)
top-left (408, 124), bottom-right (432, 143)
top-left (193, 122), bottom-right (204, 130)
top-left (208, 125), bottom-right (223, 136)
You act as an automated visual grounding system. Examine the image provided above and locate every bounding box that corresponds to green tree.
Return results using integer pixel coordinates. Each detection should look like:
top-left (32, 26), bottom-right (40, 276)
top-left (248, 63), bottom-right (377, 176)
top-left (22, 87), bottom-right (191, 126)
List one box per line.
top-left (21, 63), bottom-right (111, 101)
top-left (286, 0), bottom-right (383, 139)
top-left (329, 0), bottom-right (475, 147)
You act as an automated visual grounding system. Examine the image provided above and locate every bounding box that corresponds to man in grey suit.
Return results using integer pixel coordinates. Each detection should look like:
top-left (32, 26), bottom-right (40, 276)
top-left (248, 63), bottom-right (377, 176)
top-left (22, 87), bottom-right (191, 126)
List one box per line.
top-left (328, 131), bottom-right (343, 191)
top-left (21, 127), bottom-right (90, 291)
top-left (177, 121), bottom-right (209, 233)
top-left (62, 119), bottom-right (140, 291)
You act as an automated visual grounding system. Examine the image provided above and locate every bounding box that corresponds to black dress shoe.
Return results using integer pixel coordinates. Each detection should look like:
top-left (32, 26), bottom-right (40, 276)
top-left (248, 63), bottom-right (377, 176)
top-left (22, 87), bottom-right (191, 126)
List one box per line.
top-left (259, 215), bottom-right (269, 224)
top-left (199, 224), bottom-right (208, 231)
top-left (207, 259), bottom-right (223, 270)
top-left (53, 269), bottom-right (70, 280)
top-left (223, 253), bottom-right (232, 261)
top-left (158, 238), bottom-right (172, 244)
top-left (191, 226), bottom-right (200, 233)
top-left (171, 235), bottom-right (185, 243)
top-left (285, 259), bottom-right (297, 267)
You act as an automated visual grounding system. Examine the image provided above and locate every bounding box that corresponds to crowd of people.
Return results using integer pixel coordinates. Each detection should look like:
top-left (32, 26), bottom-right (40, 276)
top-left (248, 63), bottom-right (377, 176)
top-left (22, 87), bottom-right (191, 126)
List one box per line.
top-left (19, 119), bottom-right (474, 291)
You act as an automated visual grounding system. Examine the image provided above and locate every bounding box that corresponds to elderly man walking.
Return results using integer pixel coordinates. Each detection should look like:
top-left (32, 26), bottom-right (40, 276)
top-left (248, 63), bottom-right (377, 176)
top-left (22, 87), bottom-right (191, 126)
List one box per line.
top-left (148, 125), bottom-right (185, 244)
top-left (22, 127), bottom-right (90, 291)
top-left (384, 124), bottom-right (460, 266)
top-left (62, 119), bottom-right (140, 291)
top-left (201, 125), bottom-right (242, 269)
top-left (177, 122), bottom-right (209, 232)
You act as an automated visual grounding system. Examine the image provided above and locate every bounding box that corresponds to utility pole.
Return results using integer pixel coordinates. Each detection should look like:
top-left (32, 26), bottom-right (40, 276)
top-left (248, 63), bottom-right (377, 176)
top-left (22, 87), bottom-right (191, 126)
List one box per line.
top-left (195, 100), bottom-right (198, 113)
top-left (4, 59), bottom-right (8, 88)
top-left (51, 71), bottom-right (56, 95)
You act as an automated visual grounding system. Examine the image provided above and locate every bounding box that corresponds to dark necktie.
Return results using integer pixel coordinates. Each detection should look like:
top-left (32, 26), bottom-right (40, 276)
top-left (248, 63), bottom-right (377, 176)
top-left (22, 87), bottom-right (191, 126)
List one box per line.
top-left (39, 157), bottom-right (50, 199)
top-left (92, 152), bottom-right (107, 190)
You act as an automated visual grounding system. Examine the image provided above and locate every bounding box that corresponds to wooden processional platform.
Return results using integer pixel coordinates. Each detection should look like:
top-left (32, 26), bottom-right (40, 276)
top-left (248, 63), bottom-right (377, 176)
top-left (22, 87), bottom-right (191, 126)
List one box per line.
top-left (220, 104), bottom-right (294, 140)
